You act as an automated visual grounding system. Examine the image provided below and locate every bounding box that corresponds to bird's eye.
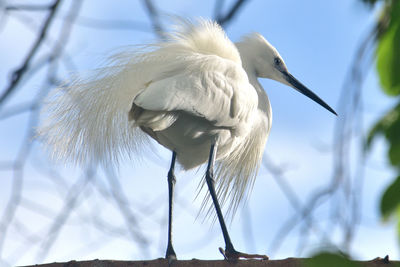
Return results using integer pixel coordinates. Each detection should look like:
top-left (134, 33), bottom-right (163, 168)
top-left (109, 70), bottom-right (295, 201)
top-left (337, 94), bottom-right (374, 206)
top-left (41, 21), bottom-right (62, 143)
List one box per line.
top-left (274, 57), bottom-right (281, 66)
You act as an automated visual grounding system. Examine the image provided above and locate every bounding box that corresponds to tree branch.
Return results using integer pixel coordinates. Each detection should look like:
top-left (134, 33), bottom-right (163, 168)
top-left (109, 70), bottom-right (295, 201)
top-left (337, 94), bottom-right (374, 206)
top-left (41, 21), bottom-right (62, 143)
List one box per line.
top-left (142, 0), bottom-right (165, 39)
top-left (21, 257), bottom-right (396, 267)
top-left (5, 4), bottom-right (53, 12)
top-left (0, 0), bottom-right (62, 107)
top-left (216, 0), bottom-right (250, 27)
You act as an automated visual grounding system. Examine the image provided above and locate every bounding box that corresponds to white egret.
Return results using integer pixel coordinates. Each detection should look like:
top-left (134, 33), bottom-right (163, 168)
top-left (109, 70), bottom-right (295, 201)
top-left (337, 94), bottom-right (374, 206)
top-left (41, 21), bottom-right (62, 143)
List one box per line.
top-left (39, 18), bottom-right (336, 261)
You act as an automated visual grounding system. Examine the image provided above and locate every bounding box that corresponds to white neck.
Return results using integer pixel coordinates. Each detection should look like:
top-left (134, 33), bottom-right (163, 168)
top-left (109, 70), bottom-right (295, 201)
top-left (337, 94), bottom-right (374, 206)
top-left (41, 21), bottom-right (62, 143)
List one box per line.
top-left (235, 42), bottom-right (271, 117)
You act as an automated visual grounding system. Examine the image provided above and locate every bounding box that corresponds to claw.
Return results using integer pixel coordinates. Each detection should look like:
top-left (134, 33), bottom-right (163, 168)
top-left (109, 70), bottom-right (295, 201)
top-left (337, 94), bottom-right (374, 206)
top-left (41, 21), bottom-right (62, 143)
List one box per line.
top-left (219, 247), bottom-right (269, 261)
top-left (167, 255), bottom-right (176, 266)
top-left (166, 251), bottom-right (177, 266)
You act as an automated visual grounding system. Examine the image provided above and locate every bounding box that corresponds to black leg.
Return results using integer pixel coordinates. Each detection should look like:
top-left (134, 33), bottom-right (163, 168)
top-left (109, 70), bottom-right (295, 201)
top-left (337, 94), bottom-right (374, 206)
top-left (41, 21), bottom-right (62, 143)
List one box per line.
top-left (205, 144), bottom-right (269, 261)
top-left (205, 144), bottom-right (235, 252)
top-left (166, 151), bottom-right (177, 261)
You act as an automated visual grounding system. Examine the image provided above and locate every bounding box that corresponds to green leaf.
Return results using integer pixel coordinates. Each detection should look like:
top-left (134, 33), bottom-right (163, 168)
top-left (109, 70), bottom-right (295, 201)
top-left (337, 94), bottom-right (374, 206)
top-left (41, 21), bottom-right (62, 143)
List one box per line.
top-left (376, 1), bottom-right (400, 96)
top-left (306, 252), bottom-right (359, 267)
top-left (366, 101), bottom-right (400, 154)
top-left (380, 176), bottom-right (400, 220)
top-left (389, 141), bottom-right (400, 166)
top-left (360, 0), bottom-right (383, 7)
top-left (366, 115), bottom-right (387, 150)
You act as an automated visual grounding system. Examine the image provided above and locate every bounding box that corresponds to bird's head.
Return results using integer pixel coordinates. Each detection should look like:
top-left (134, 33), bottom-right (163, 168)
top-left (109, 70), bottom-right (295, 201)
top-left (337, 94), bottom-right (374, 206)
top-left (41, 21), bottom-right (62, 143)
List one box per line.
top-left (236, 33), bottom-right (337, 115)
top-left (237, 33), bottom-right (288, 81)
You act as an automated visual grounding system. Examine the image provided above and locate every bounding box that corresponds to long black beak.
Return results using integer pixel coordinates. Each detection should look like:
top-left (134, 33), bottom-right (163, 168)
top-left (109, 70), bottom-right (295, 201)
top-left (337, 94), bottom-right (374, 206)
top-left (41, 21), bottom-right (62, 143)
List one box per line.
top-left (283, 71), bottom-right (337, 116)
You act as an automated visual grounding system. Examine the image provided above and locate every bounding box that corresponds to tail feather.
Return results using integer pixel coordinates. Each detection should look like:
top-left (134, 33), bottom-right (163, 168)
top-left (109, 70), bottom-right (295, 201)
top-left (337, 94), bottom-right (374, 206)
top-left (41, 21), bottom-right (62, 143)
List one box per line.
top-left (38, 52), bottom-right (152, 166)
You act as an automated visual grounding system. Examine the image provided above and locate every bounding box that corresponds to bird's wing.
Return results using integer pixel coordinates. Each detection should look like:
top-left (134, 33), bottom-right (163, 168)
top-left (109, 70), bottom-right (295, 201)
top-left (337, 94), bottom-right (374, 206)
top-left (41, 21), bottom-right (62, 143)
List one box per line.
top-left (132, 54), bottom-right (258, 129)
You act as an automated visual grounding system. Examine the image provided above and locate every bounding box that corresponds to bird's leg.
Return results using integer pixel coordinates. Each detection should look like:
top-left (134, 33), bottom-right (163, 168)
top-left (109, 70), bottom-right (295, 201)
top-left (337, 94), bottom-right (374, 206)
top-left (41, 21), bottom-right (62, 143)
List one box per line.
top-left (204, 144), bottom-right (235, 252)
top-left (205, 144), bottom-right (268, 261)
top-left (165, 151), bottom-right (177, 262)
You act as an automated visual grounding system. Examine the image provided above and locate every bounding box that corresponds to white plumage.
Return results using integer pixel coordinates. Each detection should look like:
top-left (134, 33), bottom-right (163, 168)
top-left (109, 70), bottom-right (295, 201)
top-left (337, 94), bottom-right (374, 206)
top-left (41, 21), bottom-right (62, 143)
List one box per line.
top-left (39, 18), bottom-right (335, 260)
top-left (39, 19), bottom-right (274, 214)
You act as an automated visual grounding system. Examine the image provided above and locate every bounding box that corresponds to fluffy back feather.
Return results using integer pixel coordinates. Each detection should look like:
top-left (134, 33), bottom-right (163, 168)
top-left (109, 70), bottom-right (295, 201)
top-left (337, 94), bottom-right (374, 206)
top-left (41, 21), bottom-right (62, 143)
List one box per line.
top-left (38, 18), bottom-right (242, 167)
top-left (167, 18), bottom-right (241, 63)
top-left (39, 61), bottom-right (151, 166)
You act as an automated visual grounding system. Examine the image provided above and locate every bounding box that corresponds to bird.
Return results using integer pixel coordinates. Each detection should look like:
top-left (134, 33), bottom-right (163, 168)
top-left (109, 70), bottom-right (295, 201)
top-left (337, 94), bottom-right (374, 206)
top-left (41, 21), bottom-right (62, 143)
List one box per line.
top-left (39, 18), bottom-right (336, 261)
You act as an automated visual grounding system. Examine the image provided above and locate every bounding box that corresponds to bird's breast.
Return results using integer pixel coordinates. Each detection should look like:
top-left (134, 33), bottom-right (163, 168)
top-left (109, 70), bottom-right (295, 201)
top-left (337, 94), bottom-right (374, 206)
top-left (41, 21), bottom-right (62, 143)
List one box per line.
top-left (139, 110), bottom-right (251, 170)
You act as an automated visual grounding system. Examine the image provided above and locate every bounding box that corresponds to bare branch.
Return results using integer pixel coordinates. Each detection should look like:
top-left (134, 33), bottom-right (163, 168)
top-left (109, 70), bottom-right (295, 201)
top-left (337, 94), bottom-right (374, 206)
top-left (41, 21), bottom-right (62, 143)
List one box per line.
top-left (216, 0), bottom-right (250, 27)
top-left (142, 0), bottom-right (165, 39)
top-left (5, 4), bottom-right (53, 12)
top-left (75, 16), bottom-right (151, 32)
top-left (0, 0), bottom-right (62, 107)
top-left (267, 20), bottom-right (378, 256)
top-left (263, 156), bottom-right (335, 255)
top-left (104, 167), bottom-right (150, 257)
top-left (213, 0), bottom-right (226, 20)
top-left (36, 168), bottom-right (95, 262)
top-left (0, 101), bottom-right (34, 120)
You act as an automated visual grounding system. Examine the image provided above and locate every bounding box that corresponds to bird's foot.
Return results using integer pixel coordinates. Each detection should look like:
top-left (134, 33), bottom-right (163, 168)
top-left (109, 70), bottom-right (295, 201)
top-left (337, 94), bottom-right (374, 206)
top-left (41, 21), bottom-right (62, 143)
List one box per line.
top-left (165, 246), bottom-right (177, 265)
top-left (219, 247), bottom-right (269, 261)
top-left (166, 254), bottom-right (177, 266)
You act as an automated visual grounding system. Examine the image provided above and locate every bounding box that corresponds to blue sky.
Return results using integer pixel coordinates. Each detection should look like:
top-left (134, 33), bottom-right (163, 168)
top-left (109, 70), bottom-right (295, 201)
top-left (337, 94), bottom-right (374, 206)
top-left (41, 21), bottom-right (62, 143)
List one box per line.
top-left (0, 0), bottom-right (398, 266)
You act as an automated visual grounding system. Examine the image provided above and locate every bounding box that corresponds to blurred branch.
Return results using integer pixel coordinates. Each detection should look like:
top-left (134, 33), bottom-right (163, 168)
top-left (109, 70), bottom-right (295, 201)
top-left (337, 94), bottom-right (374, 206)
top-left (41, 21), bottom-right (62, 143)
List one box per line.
top-left (104, 167), bottom-right (150, 257)
top-left (263, 156), bottom-right (335, 255)
top-left (264, 20), bottom-right (379, 255)
top-left (5, 4), bottom-right (53, 12)
top-left (0, 82), bottom-right (47, 259)
top-left (216, 0), bottom-right (250, 27)
top-left (0, 0), bottom-right (62, 107)
top-left (142, 0), bottom-right (165, 39)
top-left (0, 161), bottom-right (14, 170)
top-left (241, 205), bottom-right (256, 252)
top-left (36, 168), bottom-right (95, 262)
top-left (330, 20), bottom-right (377, 250)
top-left (0, 1), bottom-right (82, 264)
top-left (75, 16), bottom-right (151, 32)
top-left (213, 0), bottom-right (225, 20)
top-left (0, 101), bottom-right (34, 120)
